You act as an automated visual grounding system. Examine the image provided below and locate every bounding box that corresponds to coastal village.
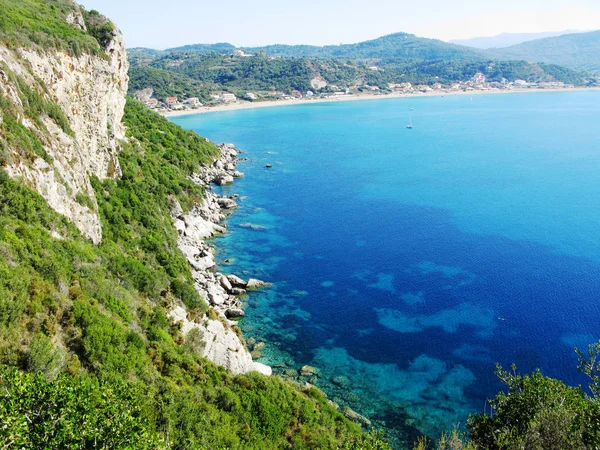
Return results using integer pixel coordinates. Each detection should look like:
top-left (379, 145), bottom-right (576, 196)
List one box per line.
top-left (133, 57), bottom-right (577, 114)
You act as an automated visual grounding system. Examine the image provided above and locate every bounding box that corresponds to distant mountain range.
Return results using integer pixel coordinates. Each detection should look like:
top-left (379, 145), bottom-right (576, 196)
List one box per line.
top-left (129, 30), bottom-right (600, 84)
top-left (166, 33), bottom-right (484, 62)
top-left (450, 31), bottom-right (586, 49)
top-left (488, 31), bottom-right (600, 71)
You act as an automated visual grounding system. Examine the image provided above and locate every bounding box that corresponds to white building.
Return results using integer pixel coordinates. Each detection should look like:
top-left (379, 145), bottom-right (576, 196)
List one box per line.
top-left (183, 97), bottom-right (202, 106)
top-left (221, 93), bottom-right (237, 102)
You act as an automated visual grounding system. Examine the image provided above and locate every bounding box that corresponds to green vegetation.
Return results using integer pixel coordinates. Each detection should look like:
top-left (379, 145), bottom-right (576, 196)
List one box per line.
top-left (175, 33), bottom-right (483, 62)
top-left (489, 31), bottom-right (600, 72)
top-left (129, 65), bottom-right (213, 103)
top-left (0, 62), bottom-right (73, 136)
top-left (0, 0), bottom-right (114, 57)
top-left (165, 42), bottom-right (236, 55)
top-left (128, 51), bottom-right (589, 101)
top-left (0, 366), bottom-right (164, 449)
top-left (416, 343), bottom-right (600, 449)
top-left (0, 99), bottom-right (390, 448)
top-left (81, 8), bottom-right (116, 51)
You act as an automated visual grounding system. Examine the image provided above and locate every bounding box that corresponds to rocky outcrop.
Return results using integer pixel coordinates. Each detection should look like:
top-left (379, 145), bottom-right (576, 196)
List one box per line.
top-left (0, 4), bottom-right (128, 243)
top-left (168, 306), bottom-right (270, 376)
top-left (169, 144), bottom-right (272, 376)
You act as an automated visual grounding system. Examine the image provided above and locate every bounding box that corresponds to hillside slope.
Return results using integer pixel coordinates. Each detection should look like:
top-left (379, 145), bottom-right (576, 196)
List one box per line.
top-left (167, 32), bottom-right (484, 61)
top-left (0, 0), bottom-right (390, 447)
top-left (488, 30), bottom-right (600, 71)
top-left (450, 30), bottom-right (583, 49)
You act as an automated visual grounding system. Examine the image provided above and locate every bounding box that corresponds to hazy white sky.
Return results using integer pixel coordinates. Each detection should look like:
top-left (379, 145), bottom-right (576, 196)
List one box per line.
top-left (80, 0), bottom-right (600, 49)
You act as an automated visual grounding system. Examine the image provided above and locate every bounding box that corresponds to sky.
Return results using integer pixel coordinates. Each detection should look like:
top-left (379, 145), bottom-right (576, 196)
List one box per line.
top-left (80, 0), bottom-right (600, 49)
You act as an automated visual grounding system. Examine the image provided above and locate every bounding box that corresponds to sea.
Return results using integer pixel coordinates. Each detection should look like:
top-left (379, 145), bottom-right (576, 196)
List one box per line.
top-left (172, 91), bottom-right (600, 448)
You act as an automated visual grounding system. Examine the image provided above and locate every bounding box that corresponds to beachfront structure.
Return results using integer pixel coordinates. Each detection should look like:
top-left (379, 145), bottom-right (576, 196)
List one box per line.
top-left (244, 93), bottom-right (258, 100)
top-left (143, 98), bottom-right (159, 108)
top-left (165, 96), bottom-right (178, 106)
top-left (183, 97), bottom-right (202, 106)
top-left (221, 93), bottom-right (237, 102)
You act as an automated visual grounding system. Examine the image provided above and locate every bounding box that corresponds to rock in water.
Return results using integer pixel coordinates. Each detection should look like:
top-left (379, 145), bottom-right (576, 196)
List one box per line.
top-left (246, 278), bottom-right (267, 290)
top-left (227, 274), bottom-right (248, 288)
top-left (214, 175), bottom-right (234, 186)
top-left (300, 365), bottom-right (319, 377)
top-left (341, 406), bottom-right (371, 426)
top-left (217, 197), bottom-right (238, 209)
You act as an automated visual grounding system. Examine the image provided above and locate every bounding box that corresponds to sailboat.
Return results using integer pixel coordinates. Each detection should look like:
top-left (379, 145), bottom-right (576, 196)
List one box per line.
top-left (406, 115), bottom-right (413, 129)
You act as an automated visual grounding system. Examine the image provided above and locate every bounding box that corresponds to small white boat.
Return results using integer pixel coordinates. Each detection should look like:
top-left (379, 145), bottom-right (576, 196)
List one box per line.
top-left (406, 115), bottom-right (413, 129)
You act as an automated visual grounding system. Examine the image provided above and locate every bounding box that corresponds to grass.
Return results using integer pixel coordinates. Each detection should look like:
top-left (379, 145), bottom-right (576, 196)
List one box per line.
top-left (0, 0), bottom-right (114, 57)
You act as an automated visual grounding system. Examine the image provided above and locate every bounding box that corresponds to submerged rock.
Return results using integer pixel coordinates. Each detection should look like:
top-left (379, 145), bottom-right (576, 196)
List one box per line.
top-left (331, 375), bottom-right (351, 388)
top-left (341, 406), bottom-right (371, 426)
top-left (237, 222), bottom-right (267, 231)
top-left (300, 365), bottom-right (319, 377)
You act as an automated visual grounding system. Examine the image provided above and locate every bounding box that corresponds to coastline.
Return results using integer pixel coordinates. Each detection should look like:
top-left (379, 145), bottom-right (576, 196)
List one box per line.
top-left (168, 144), bottom-right (272, 377)
top-left (161, 86), bottom-right (600, 118)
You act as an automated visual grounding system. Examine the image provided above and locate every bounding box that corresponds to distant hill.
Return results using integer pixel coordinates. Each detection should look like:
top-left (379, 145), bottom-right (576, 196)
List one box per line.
top-left (487, 31), bottom-right (600, 71)
top-left (451, 31), bottom-right (585, 49)
top-left (164, 33), bottom-right (484, 62)
top-left (166, 42), bottom-right (236, 54)
top-left (246, 33), bottom-right (484, 61)
top-left (127, 30), bottom-right (596, 100)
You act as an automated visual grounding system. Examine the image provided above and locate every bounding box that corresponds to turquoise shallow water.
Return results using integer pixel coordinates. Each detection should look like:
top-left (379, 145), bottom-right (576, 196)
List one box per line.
top-left (172, 92), bottom-right (600, 447)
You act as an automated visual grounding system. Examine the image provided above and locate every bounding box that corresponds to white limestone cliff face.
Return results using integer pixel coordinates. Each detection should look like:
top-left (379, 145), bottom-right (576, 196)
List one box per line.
top-left (0, 5), bottom-right (128, 243)
top-left (169, 306), bottom-right (271, 376)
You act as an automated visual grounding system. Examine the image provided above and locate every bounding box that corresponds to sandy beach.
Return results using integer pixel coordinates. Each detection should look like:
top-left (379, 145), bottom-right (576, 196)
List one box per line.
top-left (160, 87), bottom-right (600, 118)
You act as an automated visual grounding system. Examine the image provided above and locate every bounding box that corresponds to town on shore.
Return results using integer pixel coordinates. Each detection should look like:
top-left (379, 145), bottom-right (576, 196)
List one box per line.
top-left (133, 71), bottom-right (578, 115)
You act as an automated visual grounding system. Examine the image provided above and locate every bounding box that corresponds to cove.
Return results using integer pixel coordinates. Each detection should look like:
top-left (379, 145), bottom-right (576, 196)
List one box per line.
top-left (172, 91), bottom-right (600, 448)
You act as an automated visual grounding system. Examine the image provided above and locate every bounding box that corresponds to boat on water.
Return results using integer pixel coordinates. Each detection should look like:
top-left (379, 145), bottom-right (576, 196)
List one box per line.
top-left (406, 115), bottom-right (413, 129)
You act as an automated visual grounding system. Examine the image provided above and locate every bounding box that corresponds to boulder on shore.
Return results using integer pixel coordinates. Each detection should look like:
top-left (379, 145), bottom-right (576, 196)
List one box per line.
top-left (214, 175), bottom-right (234, 186)
top-left (226, 308), bottom-right (245, 319)
top-left (227, 274), bottom-right (247, 288)
top-left (217, 198), bottom-right (238, 209)
top-left (219, 276), bottom-right (233, 292)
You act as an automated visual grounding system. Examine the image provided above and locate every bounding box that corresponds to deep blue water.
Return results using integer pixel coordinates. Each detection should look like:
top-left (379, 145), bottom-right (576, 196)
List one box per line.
top-left (172, 92), bottom-right (600, 447)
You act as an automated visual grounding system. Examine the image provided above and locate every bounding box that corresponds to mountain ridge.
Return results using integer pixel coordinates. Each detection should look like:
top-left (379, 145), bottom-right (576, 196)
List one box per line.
top-left (450, 30), bottom-right (588, 49)
top-left (488, 30), bottom-right (600, 71)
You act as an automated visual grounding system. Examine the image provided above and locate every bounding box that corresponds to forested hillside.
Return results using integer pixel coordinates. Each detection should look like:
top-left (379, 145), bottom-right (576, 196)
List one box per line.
top-left (489, 30), bottom-right (600, 71)
top-left (129, 52), bottom-right (589, 103)
top-left (0, 1), bottom-right (390, 447)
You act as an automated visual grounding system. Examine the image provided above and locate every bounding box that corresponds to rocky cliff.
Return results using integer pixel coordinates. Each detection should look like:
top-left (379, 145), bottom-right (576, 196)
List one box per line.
top-left (0, 5), bottom-right (127, 243)
top-left (169, 144), bottom-right (271, 376)
top-left (0, 1), bottom-right (269, 377)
